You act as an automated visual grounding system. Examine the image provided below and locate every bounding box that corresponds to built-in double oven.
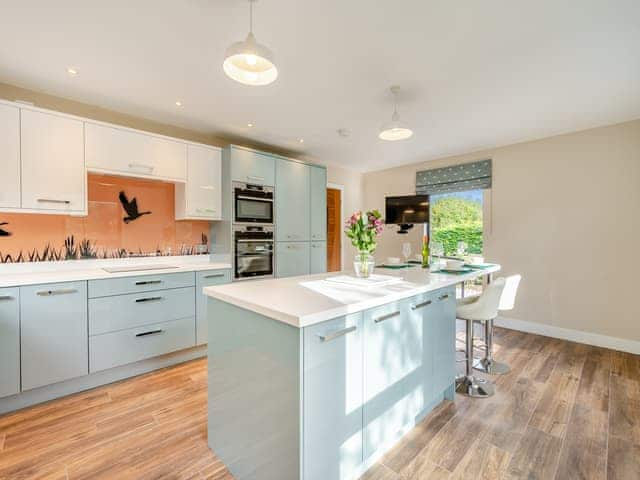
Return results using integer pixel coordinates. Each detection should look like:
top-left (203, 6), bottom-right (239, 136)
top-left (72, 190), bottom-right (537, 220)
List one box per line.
top-left (233, 182), bottom-right (274, 224)
top-left (232, 182), bottom-right (275, 280)
top-left (234, 225), bottom-right (274, 280)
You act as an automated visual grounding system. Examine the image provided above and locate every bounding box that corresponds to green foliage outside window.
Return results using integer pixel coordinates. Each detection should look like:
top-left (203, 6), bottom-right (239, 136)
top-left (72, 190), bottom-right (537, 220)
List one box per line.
top-left (430, 195), bottom-right (483, 255)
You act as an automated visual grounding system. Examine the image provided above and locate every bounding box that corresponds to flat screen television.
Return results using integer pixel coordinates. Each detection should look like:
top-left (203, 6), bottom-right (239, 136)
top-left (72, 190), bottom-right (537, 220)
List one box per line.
top-left (385, 195), bottom-right (430, 225)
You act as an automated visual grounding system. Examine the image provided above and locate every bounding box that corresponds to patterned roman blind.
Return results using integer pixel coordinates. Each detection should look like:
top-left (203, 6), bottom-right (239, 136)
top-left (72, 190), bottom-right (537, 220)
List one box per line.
top-left (415, 159), bottom-right (492, 195)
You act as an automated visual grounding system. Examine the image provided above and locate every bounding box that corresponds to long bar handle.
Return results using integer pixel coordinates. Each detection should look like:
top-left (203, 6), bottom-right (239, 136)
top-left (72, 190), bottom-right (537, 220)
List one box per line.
top-left (411, 300), bottom-right (432, 310)
top-left (374, 311), bottom-right (401, 323)
top-left (438, 294), bottom-right (450, 301)
top-left (318, 325), bottom-right (356, 342)
top-left (203, 273), bottom-right (226, 279)
top-left (246, 175), bottom-right (265, 182)
top-left (135, 296), bottom-right (163, 303)
top-left (236, 195), bottom-right (273, 202)
top-left (37, 288), bottom-right (77, 296)
top-left (129, 163), bottom-right (154, 171)
top-left (135, 280), bottom-right (163, 286)
top-left (0, 295), bottom-right (14, 301)
top-left (135, 329), bottom-right (164, 338)
top-left (37, 198), bottom-right (71, 205)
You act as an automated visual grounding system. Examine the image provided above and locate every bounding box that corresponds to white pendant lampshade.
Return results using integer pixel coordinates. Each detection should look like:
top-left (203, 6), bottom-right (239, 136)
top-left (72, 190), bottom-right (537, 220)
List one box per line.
top-left (223, 0), bottom-right (278, 86)
top-left (379, 86), bottom-right (413, 141)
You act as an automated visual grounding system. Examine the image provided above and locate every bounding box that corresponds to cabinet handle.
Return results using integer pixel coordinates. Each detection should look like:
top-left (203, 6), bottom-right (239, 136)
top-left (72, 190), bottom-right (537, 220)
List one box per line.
top-left (438, 294), bottom-right (450, 301)
top-left (374, 311), bottom-right (401, 323)
top-left (411, 300), bottom-right (432, 310)
top-left (196, 208), bottom-right (217, 213)
top-left (135, 280), bottom-right (163, 286)
top-left (135, 329), bottom-right (164, 337)
top-left (203, 273), bottom-right (226, 279)
top-left (135, 296), bottom-right (163, 303)
top-left (37, 198), bottom-right (71, 205)
top-left (199, 185), bottom-right (215, 190)
top-left (37, 288), bottom-right (77, 296)
top-left (318, 325), bottom-right (356, 342)
top-left (247, 175), bottom-right (265, 182)
top-left (129, 163), bottom-right (154, 172)
top-left (0, 295), bottom-right (14, 301)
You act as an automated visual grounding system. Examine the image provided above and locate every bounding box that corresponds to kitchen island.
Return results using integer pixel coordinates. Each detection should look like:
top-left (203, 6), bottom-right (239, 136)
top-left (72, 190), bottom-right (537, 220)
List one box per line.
top-left (204, 266), bottom-right (499, 480)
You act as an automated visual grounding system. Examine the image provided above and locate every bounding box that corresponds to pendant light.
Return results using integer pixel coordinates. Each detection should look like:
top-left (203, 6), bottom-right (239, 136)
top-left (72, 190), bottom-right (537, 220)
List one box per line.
top-left (379, 86), bottom-right (413, 141)
top-left (223, 0), bottom-right (278, 86)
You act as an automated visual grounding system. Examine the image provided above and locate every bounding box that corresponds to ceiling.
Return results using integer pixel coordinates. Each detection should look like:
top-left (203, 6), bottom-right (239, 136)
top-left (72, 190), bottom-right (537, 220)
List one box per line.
top-left (0, 0), bottom-right (638, 172)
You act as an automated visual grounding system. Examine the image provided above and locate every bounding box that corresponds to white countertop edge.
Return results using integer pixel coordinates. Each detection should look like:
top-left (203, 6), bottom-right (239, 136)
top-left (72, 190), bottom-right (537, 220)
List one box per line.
top-left (204, 265), bottom-right (500, 328)
top-left (0, 259), bottom-right (232, 288)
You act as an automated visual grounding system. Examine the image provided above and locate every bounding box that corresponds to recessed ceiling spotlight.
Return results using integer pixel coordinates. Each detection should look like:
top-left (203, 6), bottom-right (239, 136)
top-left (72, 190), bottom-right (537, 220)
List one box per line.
top-left (175, 101), bottom-right (183, 107)
top-left (66, 67), bottom-right (78, 77)
top-left (298, 138), bottom-right (304, 143)
top-left (247, 123), bottom-right (254, 127)
top-left (379, 86), bottom-right (413, 141)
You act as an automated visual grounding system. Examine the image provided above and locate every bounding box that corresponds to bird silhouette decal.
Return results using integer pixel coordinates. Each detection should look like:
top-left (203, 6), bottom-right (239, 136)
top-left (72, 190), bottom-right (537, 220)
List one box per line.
top-left (0, 222), bottom-right (11, 237)
top-left (118, 191), bottom-right (151, 224)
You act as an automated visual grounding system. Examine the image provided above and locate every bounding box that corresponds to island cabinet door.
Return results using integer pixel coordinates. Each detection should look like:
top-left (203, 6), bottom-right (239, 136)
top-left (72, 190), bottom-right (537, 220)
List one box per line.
top-left (20, 281), bottom-right (88, 391)
top-left (403, 292), bottom-right (434, 420)
top-left (275, 159), bottom-right (310, 242)
top-left (363, 301), bottom-right (412, 463)
top-left (431, 287), bottom-right (457, 394)
top-left (303, 313), bottom-right (363, 480)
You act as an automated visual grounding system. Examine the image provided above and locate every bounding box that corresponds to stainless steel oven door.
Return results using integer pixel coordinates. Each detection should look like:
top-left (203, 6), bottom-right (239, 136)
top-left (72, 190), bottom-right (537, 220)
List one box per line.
top-left (235, 239), bottom-right (274, 279)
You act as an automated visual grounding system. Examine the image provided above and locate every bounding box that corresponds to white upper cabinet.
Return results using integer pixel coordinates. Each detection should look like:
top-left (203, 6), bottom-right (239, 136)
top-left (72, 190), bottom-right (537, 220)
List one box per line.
top-left (0, 104), bottom-right (20, 209)
top-left (85, 123), bottom-right (187, 182)
top-left (175, 144), bottom-right (222, 220)
top-left (20, 109), bottom-right (86, 214)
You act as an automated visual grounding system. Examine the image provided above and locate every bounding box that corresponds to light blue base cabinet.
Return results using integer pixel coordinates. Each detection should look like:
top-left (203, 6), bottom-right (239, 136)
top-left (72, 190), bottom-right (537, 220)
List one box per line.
top-left (196, 269), bottom-right (232, 345)
top-left (0, 288), bottom-right (20, 398)
top-left (20, 281), bottom-right (89, 391)
top-left (206, 286), bottom-right (457, 480)
top-left (276, 242), bottom-right (310, 278)
top-left (310, 242), bottom-right (327, 274)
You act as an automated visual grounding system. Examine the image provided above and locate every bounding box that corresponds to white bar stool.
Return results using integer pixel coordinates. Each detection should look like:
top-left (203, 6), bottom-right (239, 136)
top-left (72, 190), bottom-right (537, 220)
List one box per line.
top-left (474, 274), bottom-right (521, 375)
top-left (455, 277), bottom-right (506, 398)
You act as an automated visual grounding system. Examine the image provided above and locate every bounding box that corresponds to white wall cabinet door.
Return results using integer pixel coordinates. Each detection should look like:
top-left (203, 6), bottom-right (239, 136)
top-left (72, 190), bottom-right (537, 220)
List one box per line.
top-left (0, 104), bottom-right (20, 209)
top-left (176, 144), bottom-right (221, 220)
top-left (20, 109), bottom-right (86, 213)
top-left (85, 123), bottom-right (187, 182)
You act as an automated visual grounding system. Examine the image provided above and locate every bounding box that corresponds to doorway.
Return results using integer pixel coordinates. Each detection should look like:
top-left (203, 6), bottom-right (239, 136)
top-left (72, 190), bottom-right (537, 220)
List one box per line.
top-left (326, 186), bottom-right (342, 272)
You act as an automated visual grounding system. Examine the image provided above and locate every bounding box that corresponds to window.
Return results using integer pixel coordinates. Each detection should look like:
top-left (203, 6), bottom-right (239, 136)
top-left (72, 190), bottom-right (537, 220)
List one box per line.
top-left (430, 190), bottom-right (483, 256)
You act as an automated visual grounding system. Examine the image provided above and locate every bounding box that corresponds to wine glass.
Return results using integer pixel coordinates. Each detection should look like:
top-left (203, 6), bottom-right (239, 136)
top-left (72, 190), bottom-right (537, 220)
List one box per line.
top-left (401, 242), bottom-right (412, 266)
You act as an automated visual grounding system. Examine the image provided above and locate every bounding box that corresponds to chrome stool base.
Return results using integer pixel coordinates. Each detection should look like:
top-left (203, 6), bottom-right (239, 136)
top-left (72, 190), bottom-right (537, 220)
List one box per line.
top-left (455, 375), bottom-right (495, 398)
top-left (473, 357), bottom-right (510, 375)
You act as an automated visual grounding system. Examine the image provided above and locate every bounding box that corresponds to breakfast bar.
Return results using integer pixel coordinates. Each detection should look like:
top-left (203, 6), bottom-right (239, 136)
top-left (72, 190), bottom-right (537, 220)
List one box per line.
top-left (203, 265), bottom-right (499, 480)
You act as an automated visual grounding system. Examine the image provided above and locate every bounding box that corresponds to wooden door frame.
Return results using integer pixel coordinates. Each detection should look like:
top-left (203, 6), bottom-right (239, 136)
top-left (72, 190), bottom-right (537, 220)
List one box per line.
top-left (327, 182), bottom-right (345, 271)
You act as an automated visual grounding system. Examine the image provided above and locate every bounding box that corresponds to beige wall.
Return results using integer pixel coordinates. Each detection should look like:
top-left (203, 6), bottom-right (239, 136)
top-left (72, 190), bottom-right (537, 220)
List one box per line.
top-left (364, 120), bottom-right (640, 344)
top-left (326, 164), bottom-right (364, 269)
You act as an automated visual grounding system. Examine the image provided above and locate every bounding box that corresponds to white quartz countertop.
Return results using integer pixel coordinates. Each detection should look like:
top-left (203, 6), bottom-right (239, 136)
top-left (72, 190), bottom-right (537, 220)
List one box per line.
top-left (0, 256), bottom-right (232, 288)
top-left (204, 265), bottom-right (500, 328)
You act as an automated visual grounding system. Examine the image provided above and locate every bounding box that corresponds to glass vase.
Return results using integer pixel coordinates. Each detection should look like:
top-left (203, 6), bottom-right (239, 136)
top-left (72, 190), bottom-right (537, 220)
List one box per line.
top-left (354, 252), bottom-right (375, 278)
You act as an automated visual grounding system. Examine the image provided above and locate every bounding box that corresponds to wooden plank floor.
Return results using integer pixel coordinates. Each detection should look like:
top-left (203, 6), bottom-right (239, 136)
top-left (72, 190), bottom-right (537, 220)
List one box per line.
top-left (1, 326), bottom-right (639, 480)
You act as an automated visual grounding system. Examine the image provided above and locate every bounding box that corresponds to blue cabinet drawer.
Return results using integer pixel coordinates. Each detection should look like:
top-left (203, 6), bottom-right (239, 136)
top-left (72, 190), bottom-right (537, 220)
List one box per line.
top-left (0, 288), bottom-right (20, 398)
top-left (88, 271), bottom-right (195, 298)
top-left (89, 286), bottom-right (196, 335)
top-left (89, 317), bottom-right (196, 372)
top-left (196, 269), bottom-right (232, 346)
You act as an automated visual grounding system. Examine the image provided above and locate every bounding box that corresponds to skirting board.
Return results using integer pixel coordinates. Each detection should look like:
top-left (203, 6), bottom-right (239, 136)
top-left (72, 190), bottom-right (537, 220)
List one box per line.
top-left (495, 316), bottom-right (640, 355)
top-left (0, 346), bottom-right (207, 415)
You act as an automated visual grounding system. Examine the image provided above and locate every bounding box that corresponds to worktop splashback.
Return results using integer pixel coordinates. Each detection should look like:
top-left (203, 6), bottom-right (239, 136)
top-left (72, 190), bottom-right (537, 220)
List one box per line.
top-left (0, 174), bottom-right (210, 263)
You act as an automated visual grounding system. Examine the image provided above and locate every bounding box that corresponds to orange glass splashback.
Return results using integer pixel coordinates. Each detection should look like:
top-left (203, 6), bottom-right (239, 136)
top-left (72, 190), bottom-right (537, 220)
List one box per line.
top-left (0, 174), bottom-right (210, 263)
